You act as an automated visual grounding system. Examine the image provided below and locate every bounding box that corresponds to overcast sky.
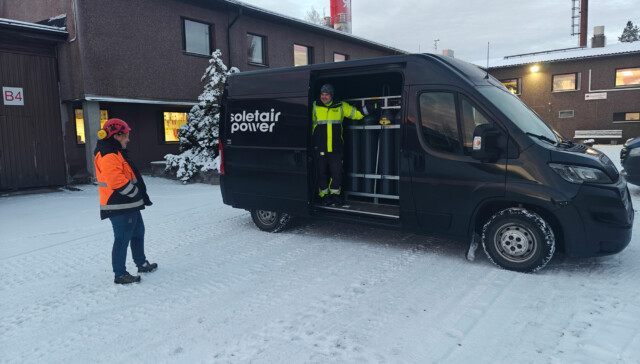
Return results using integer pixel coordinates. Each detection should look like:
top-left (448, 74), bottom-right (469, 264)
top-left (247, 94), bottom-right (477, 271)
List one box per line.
top-left (238, 0), bottom-right (638, 62)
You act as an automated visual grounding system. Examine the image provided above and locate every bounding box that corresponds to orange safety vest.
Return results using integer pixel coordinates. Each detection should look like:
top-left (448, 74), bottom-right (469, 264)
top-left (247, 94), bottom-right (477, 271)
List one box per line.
top-left (94, 148), bottom-right (144, 219)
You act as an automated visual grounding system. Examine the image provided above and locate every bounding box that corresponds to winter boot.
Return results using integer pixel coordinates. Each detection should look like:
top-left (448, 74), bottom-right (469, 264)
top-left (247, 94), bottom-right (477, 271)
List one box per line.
top-left (114, 272), bottom-right (141, 284)
top-left (137, 260), bottom-right (158, 273)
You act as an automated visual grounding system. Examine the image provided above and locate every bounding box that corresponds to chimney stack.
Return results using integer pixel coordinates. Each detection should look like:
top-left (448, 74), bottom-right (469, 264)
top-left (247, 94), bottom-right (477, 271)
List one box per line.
top-left (442, 49), bottom-right (455, 58)
top-left (592, 26), bottom-right (606, 48)
top-left (324, 16), bottom-right (332, 28)
top-left (579, 0), bottom-right (588, 47)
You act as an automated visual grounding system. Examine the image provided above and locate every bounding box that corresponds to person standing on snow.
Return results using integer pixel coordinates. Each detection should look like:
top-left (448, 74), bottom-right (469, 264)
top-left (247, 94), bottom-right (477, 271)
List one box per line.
top-left (312, 84), bottom-right (367, 206)
top-left (94, 118), bottom-right (157, 284)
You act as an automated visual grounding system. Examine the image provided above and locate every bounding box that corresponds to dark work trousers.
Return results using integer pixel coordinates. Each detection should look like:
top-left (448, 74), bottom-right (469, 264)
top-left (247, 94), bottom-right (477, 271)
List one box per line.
top-left (316, 151), bottom-right (344, 192)
top-left (109, 210), bottom-right (146, 277)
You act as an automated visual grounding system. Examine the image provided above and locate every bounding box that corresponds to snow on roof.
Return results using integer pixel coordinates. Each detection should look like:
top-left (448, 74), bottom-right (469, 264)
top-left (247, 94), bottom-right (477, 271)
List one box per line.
top-left (0, 17), bottom-right (67, 33)
top-left (217, 0), bottom-right (406, 54)
top-left (471, 42), bottom-right (640, 69)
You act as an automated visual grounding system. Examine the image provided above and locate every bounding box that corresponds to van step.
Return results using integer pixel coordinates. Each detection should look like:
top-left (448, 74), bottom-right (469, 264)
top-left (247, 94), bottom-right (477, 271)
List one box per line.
top-left (315, 200), bottom-right (400, 219)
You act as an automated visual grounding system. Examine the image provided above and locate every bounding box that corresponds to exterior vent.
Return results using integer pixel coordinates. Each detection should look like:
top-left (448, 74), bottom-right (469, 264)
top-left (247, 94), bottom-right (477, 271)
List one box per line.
top-left (559, 110), bottom-right (575, 118)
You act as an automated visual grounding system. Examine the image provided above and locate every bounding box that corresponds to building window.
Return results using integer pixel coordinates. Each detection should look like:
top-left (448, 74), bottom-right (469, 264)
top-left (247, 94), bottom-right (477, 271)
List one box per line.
top-left (333, 52), bottom-right (348, 62)
top-left (163, 112), bottom-right (188, 142)
top-left (552, 73), bottom-right (580, 92)
top-left (294, 44), bottom-right (312, 66)
top-left (75, 109), bottom-right (108, 144)
top-left (247, 33), bottom-right (267, 65)
top-left (183, 19), bottom-right (212, 56)
top-left (558, 110), bottom-right (575, 118)
top-left (501, 78), bottom-right (521, 95)
top-left (615, 67), bottom-right (640, 87)
top-left (613, 112), bottom-right (640, 123)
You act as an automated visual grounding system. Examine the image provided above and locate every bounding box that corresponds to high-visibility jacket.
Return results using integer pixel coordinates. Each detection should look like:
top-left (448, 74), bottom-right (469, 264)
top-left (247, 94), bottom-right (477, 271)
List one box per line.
top-left (312, 101), bottom-right (364, 153)
top-left (94, 138), bottom-right (147, 220)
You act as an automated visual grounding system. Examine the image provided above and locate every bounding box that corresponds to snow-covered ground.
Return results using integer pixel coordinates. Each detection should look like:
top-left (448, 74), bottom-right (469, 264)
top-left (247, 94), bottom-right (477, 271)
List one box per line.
top-left (1, 145), bottom-right (639, 363)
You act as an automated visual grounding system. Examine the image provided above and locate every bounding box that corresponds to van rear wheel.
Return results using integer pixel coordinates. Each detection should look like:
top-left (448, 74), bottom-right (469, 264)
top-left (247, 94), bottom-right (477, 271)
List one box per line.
top-left (482, 208), bottom-right (555, 273)
top-left (250, 209), bottom-right (291, 233)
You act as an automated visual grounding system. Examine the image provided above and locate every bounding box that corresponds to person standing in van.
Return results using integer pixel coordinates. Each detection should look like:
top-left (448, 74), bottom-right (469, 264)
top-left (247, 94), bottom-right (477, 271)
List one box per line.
top-left (312, 84), bottom-right (365, 206)
top-left (94, 118), bottom-right (157, 284)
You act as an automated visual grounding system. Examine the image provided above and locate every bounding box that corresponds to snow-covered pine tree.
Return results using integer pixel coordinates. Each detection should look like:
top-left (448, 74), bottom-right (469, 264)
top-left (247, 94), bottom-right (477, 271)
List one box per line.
top-left (164, 50), bottom-right (238, 181)
top-left (618, 20), bottom-right (639, 43)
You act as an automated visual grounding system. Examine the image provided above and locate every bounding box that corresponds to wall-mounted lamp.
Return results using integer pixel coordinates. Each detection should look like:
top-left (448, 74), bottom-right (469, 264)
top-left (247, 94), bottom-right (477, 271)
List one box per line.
top-left (531, 65), bottom-right (540, 73)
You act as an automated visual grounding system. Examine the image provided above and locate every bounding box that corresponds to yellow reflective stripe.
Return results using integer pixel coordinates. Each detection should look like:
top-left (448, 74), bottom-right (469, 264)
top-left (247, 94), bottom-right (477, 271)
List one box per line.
top-left (327, 124), bottom-right (332, 152)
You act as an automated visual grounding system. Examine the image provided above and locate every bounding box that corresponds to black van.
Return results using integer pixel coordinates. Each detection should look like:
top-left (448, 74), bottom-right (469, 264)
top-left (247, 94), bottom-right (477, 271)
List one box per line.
top-left (219, 54), bottom-right (634, 273)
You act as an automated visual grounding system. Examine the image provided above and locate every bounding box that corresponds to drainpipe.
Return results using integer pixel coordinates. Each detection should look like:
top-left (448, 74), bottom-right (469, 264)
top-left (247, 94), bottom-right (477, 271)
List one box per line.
top-left (227, 8), bottom-right (242, 68)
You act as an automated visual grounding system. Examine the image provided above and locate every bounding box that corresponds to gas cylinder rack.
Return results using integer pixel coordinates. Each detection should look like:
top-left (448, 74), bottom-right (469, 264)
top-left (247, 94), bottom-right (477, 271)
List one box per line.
top-left (344, 95), bottom-right (401, 205)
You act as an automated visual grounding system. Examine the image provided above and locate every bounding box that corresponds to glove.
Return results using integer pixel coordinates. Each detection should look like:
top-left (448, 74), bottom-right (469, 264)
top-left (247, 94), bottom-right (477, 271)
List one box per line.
top-left (143, 194), bottom-right (153, 206)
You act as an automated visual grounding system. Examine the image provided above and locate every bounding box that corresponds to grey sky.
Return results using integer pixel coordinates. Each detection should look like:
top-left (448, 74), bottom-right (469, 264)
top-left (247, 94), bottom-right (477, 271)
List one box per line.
top-left (238, 0), bottom-right (639, 62)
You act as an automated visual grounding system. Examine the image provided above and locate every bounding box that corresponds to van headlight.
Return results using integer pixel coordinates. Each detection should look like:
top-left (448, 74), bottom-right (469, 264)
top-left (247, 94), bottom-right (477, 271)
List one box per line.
top-left (549, 163), bottom-right (613, 184)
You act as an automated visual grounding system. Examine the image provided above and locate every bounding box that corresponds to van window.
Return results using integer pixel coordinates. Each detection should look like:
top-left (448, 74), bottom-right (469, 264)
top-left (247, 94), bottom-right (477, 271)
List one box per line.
top-left (419, 92), bottom-right (461, 153)
top-left (460, 96), bottom-right (491, 153)
top-left (478, 86), bottom-right (558, 144)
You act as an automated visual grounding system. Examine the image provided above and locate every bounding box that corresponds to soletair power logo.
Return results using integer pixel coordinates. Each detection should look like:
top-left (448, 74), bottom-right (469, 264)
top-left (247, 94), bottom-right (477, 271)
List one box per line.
top-left (230, 109), bottom-right (281, 133)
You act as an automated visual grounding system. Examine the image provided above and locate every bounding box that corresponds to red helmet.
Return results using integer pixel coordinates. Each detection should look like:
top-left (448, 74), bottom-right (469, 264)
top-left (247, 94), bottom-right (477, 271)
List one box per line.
top-left (98, 118), bottom-right (132, 139)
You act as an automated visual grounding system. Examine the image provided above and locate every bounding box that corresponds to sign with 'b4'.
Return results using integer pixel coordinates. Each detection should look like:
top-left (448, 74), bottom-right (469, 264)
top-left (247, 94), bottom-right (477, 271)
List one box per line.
top-left (3, 87), bottom-right (24, 106)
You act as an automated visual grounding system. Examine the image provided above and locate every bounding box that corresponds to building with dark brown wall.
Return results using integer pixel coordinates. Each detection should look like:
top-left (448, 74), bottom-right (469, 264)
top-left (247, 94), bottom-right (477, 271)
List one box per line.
top-left (478, 42), bottom-right (640, 143)
top-left (1, 0), bottom-right (403, 190)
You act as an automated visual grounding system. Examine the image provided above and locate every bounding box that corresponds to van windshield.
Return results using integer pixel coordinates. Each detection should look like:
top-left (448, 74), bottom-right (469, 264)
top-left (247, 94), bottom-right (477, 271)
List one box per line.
top-left (478, 86), bottom-right (559, 145)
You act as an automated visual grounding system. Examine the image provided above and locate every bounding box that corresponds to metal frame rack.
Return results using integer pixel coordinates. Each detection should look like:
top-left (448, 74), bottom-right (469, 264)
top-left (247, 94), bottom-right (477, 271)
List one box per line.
top-left (343, 95), bottom-right (402, 204)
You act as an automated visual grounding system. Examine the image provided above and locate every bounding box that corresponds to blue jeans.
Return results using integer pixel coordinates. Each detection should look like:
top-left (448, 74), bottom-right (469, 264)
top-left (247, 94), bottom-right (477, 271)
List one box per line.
top-left (109, 211), bottom-right (146, 277)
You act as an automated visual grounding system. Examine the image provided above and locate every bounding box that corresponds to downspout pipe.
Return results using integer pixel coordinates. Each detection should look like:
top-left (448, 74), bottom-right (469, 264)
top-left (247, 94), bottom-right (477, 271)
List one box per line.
top-left (227, 8), bottom-right (242, 68)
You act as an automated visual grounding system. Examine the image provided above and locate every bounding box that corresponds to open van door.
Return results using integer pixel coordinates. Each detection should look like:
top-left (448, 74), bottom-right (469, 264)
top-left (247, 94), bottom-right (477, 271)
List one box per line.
top-left (221, 68), bottom-right (312, 215)
top-left (405, 85), bottom-right (508, 239)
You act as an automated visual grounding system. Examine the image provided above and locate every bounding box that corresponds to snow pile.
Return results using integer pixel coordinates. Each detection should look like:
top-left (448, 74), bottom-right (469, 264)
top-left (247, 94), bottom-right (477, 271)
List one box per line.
top-left (164, 50), bottom-right (238, 181)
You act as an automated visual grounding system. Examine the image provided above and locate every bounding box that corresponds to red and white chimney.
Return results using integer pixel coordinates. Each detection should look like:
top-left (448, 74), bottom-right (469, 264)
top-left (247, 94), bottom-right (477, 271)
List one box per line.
top-left (330, 0), bottom-right (352, 33)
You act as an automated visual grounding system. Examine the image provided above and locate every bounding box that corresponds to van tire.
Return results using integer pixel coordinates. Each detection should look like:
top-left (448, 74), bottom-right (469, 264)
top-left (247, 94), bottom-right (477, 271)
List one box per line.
top-left (250, 209), bottom-right (291, 233)
top-left (481, 208), bottom-right (555, 273)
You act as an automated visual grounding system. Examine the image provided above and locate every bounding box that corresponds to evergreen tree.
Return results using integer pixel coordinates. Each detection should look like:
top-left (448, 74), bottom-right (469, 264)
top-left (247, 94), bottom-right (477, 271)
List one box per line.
top-left (164, 50), bottom-right (238, 181)
top-left (618, 20), bottom-right (639, 42)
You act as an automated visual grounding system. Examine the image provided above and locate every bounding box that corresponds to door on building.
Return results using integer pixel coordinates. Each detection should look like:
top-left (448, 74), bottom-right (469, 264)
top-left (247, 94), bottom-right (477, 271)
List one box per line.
top-left (0, 52), bottom-right (66, 190)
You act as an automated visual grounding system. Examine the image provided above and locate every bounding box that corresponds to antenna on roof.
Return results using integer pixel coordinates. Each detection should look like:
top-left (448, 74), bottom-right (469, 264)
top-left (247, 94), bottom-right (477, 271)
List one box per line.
top-left (485, 42), bottom-right (490, 79)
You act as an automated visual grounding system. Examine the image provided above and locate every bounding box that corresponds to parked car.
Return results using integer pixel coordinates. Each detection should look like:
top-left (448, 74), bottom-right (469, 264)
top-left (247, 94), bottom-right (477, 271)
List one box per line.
top-left (621, 137), bottom-right (640, 186)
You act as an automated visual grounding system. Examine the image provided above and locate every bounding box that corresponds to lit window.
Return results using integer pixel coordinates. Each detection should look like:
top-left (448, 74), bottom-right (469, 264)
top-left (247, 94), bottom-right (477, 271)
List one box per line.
top-left (333, 52), bottom-right (348, 62)
top-left (613, 112), bottom-right (640, 122)
top-left (294, 44), bottom-right (312, 66)
top-left (501, 78), bottom-right (521, 95)
top-left (75, 109), bottom-right (108, 144)
top-left (552, 73), bottom-right (579, 92)
top-left (164, 112), bottom-right (188, 142)
top-left (183, 19), bottom-right (212, 56)
top-left (247, 34), bottom-right (266, 65)
top-left (615, 67), bottom-right (640, 87)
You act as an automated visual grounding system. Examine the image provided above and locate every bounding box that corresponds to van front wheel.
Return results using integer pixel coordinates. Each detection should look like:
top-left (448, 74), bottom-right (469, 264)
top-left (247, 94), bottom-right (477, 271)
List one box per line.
top-left (250, 209), bottom-right (291, 233)
top-left (482, 208), bottom-right (555, 273)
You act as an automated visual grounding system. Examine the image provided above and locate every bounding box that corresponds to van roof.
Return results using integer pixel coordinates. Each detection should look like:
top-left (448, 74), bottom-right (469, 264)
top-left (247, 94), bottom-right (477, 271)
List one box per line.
top-left (226, 54), bottom-right (494, 97)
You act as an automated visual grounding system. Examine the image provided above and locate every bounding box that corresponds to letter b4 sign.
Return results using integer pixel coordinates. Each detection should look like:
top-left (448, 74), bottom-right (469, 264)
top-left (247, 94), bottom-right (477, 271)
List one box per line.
top-left (3, 87), bottom-right (24, 106)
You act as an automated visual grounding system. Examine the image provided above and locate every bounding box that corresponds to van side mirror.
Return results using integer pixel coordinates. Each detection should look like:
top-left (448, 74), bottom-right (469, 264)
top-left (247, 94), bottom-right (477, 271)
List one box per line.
top-left (471, 124), bottom-right (501, 162)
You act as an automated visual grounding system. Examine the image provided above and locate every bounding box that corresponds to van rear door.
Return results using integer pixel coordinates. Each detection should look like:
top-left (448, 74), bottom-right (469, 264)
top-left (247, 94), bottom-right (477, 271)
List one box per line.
top-left (405, 85), bottom-right (507, 239)
top-left (222, 69), bottom-right (311, 215)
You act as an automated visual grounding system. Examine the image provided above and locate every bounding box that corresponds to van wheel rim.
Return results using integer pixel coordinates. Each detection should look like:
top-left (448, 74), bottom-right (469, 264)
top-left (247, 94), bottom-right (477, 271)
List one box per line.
top-left (495, 224), bottom-right (536, 261)
top-left (257, 210), bottom-right (277, 225)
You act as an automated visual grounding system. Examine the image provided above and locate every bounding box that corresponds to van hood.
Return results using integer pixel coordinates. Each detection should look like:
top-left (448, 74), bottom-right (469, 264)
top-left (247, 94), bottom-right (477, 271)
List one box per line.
top-left (549, 143), bottom-right (620, 181)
